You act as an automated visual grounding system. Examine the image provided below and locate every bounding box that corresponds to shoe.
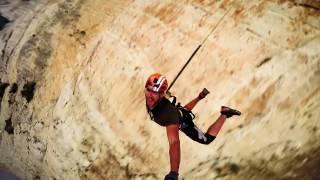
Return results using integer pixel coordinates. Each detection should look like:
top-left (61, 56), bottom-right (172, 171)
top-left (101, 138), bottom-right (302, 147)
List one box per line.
top-left (198, 88), bottom-right (210, 99)
top-left (221, 106), bottom-right (241, 118)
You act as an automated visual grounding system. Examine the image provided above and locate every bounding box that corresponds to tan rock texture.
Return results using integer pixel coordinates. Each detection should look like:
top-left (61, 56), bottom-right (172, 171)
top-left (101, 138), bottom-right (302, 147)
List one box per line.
top-left (0, 0), bottom-right (319, 179)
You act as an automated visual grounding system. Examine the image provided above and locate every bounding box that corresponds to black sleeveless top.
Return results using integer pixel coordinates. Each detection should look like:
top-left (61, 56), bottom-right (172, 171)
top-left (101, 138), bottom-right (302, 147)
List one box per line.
top-left (148, 98), bottom-right (180, 126)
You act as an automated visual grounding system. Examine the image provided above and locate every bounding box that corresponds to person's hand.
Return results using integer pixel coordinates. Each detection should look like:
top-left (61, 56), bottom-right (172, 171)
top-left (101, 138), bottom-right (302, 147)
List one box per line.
top-left (164, 171), bottom-right (178, 180)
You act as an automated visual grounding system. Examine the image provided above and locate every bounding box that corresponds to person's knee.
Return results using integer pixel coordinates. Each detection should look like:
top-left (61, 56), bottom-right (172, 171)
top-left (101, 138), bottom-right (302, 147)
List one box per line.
top-left (202, 139), bottom-right (213, 145)
top-left (203, 133), bottom-right (216, 145)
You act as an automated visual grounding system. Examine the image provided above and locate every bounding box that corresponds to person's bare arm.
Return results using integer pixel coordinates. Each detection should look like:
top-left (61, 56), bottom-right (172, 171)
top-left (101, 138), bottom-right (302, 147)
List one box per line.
top-left (184, 88), bottom-right (210, 111)
top-left (166, 124), bottom-right (180, 173)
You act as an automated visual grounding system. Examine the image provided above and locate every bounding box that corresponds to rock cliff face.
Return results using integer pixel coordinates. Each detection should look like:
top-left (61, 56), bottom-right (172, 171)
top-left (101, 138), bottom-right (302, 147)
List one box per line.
top-left (0, 0), bottom-right (319, 179)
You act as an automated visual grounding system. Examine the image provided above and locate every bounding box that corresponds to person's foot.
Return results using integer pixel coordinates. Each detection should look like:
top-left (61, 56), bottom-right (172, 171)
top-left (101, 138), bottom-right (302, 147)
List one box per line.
top-left (198, 88), bottom-right (210, 99)
top-left (221, 106), bottom-right (241, 118)
top-left (164, 171), bottom-right (178, 180)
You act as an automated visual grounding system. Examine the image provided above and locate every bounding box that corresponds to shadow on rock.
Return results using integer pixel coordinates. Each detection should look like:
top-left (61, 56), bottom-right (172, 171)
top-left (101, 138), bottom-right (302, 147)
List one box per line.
top-left (0, 15), bottom-right (10, 31)
top-left (0, 168), bottom-right (20, 180)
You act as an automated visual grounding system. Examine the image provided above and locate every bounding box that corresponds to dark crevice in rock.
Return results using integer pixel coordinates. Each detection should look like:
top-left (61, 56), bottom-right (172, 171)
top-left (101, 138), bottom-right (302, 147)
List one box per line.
top-left (2, 30), bottom-right (13, 65)
top-left (0, 1), bottom-right (10, 5)
top-left (257, 57), bottom-right (272, 68)
top-left (295, 2), bottom-right (320, 11)
top-left (21, 81), bottom-right (36, 102)
top-left (0, 14), bottom-right (10, 31)
top-left (9, 83), bottom-right (18, 94)
top-left (5, 118), bottom-right (14, 134)
top-left (229, 163), bottom-right (240, 174)
top-left (313, 126), bottom-right (317, 133)
top-left (1, 48), bottom-right (4, 61)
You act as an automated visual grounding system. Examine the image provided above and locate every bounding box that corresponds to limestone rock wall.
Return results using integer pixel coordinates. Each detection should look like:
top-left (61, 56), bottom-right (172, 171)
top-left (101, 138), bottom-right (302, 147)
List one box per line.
top-left (0, 0), bottom-right (319, 179)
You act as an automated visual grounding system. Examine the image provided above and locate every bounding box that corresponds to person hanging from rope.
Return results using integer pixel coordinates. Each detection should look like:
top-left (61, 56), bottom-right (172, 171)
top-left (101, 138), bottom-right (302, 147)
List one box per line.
top-left (145, 73), bottom-right (241, 180)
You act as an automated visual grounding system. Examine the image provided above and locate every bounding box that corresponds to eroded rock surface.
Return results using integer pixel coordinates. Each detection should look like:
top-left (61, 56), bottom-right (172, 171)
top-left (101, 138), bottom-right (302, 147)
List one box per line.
top-left (0, 0), bottom-right (319, 179)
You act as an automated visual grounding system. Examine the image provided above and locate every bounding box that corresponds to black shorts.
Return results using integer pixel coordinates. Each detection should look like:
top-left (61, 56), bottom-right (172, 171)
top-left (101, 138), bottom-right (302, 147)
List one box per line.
top-left (177, 107), bottom-right (216, 145)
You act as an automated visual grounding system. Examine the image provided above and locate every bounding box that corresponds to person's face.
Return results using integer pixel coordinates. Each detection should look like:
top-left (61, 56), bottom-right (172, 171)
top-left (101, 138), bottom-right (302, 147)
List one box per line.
top-left (145, 87), bottom-right (163, 109)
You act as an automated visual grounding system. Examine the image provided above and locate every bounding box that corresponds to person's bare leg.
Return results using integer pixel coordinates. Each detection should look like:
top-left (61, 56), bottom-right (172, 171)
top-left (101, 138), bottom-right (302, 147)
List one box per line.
top-left (206, 114), bottom-right (227, 136)
top-left (207, 106), bottom-right (241, 136)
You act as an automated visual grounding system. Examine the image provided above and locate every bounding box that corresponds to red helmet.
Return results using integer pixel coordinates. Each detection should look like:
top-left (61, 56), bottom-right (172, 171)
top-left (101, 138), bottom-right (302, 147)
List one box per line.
top-left (145, 73), bottom-right (168, 93)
